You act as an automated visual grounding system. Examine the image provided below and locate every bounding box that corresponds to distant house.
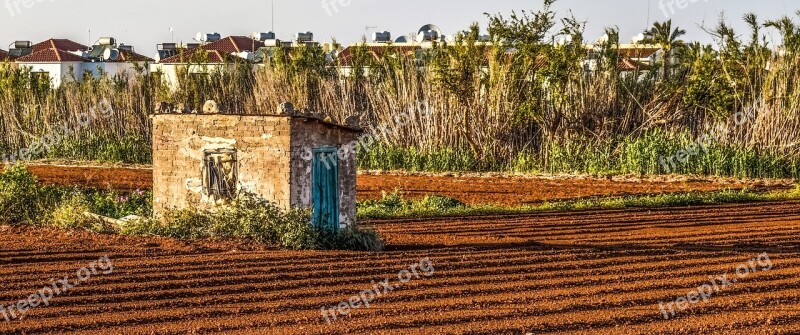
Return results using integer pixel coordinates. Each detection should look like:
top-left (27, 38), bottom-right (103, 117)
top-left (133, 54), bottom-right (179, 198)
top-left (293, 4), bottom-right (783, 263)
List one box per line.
top-left (581, 44), bottom-right (660, 77)
top-left (80, 38), bottom-right (154, 79)
top-left (335, 44), bottom-right (420, 76)
top-left (14, 38), bottom-right (153, 87)
top-left (14, 39), bottom-right (88, 87)
top-left (151, 36), bottom-right (265, 88)
top-left (618, 45), bottom-right (662, 66)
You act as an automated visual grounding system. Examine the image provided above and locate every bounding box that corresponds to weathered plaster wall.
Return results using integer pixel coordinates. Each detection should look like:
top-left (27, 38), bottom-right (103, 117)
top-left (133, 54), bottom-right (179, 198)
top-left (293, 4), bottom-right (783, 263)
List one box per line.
top-left (152, 114), bottom-right (292, 216)
top-left (289, 119), bottom-right (359, 228)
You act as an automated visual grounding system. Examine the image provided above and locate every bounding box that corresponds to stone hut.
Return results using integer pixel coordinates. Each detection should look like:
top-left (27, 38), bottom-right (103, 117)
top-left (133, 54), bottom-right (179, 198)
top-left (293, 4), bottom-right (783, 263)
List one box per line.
top-left (151, 103), bottom-right (361, 230)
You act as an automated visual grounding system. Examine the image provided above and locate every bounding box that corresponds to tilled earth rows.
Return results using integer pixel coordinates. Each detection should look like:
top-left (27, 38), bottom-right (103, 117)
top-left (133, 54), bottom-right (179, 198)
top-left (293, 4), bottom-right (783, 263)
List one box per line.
top-left (19, 164), bottom-right (793, 206)
top-left (1, 202), bottom-right (800, 334)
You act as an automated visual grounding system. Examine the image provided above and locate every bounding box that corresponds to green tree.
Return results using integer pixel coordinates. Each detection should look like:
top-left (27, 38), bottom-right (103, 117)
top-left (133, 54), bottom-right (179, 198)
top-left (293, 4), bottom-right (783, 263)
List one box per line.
top-left (643, 20), bottom-right (686, 81)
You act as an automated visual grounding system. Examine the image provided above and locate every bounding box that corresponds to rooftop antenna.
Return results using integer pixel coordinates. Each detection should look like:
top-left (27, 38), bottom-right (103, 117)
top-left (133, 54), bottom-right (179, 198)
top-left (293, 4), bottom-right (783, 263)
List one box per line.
top-left (640, 0), bottom-right (652, 44)
top-left (170, 27), bottom-right (175, 43)
top-left (365, 25), bottom-right (377, 39)
top-left (271, 0), bottom-right (275, 33)
top-left (87, 29), bottom-right (91, 48)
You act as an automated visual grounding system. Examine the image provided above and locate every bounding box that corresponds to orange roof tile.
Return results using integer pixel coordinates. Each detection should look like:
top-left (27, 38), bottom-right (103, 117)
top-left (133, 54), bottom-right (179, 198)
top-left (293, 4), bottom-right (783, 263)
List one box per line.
top-left (105, 49), bottom-right (154, 63)
top-left (31, 39), bottom-right (88, 53)
top-left (16, 48), bottom-right (86, 63)
top-left (159, 36), bottom-right (263, 64)
top-left (618, 57), bottom-right (651, 72)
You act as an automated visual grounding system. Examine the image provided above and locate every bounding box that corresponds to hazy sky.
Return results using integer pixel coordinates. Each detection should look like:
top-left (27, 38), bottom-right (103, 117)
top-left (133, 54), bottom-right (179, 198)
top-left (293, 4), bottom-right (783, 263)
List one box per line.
top-left (1, 0), bottom-right (798, 56)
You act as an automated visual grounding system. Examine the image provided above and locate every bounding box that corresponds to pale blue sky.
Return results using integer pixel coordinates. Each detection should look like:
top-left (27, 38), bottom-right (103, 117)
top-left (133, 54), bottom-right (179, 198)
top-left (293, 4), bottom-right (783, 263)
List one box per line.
top-left (1, 0), bottom-right (798, 56)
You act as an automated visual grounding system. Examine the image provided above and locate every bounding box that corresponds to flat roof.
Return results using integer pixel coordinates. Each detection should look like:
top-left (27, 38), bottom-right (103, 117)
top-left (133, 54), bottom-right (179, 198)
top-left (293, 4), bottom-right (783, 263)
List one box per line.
top-left (152, 113), bottom-right (362, 133)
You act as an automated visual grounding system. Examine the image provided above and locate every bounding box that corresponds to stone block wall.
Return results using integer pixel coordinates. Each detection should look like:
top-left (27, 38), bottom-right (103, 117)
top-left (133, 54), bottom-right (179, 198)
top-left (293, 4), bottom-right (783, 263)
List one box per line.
top-left (152, 114), bottom-right (292, 216)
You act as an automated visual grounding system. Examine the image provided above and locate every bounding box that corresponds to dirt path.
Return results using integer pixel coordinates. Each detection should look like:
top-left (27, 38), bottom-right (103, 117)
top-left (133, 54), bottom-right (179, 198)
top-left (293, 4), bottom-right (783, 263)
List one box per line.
top-left (20, 164), bottom-right (795, 206)
top-left (1, 202), bottom-right (799, 334)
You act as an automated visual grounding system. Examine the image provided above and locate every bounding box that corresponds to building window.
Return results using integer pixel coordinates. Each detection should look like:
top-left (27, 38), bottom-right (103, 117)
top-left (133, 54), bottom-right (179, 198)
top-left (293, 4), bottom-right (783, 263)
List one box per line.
top-left (203, 149), bottom-right (238, 200)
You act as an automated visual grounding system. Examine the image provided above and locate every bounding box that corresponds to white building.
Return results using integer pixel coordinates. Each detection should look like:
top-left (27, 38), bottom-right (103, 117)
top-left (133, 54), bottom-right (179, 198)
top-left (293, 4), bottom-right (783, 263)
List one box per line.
top-left (14, 39), bottom-right (87, 87)
top-left (150, 36), bottom-right (264, 89)
top-left (14, 38), bottom-right (153, 87)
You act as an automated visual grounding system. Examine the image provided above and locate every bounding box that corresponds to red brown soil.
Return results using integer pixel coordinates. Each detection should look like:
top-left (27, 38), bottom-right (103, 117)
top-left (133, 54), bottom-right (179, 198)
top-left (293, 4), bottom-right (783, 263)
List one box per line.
top-left (1, 202), bottom-right (800, 334)
top-left (24, 164), bottom-right (152, 191)
top-left (20, 164), bottom-right (794, 206)
top-left (357, 172), bottom-right (793, 206)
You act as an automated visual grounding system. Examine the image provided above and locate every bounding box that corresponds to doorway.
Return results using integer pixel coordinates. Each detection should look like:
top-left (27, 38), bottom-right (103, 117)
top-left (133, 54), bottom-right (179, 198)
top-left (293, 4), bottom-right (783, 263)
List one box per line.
top-left (312, 147), bottom-right (339, 231)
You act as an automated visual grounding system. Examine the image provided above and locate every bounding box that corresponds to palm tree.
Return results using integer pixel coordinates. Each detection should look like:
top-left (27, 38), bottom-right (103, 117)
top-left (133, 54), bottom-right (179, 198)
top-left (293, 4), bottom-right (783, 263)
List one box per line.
top-left (643, 20), bottom-right (686, 80)
top-left (764, 12), bottom-right (800, 53)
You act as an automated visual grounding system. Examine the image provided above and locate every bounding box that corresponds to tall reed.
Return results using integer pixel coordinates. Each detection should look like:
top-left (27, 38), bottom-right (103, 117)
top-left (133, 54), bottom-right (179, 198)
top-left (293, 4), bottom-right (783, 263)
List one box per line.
top-left (1, 5), bottom-right (800, 178)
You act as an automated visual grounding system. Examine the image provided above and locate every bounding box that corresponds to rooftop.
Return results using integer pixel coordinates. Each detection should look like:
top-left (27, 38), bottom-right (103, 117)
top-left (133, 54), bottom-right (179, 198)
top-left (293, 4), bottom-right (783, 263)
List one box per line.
top-left (159, 36), bottom-right (264, 64)
top-left (153, 113), bottom-right (362, 133)
top-left (31, 39), bottom-right (88, 53)
top-left (16, 48), bottom-right (87, 63)
top-left (102, 49), bottom-right (154, 63)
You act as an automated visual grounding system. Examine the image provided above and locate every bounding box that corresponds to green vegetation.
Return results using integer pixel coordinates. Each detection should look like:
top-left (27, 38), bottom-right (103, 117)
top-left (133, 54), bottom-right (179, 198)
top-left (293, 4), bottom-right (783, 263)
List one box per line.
top-left (0, 165), bottom-right (153, 227)
top-left (0, 165), bottom-right (382, 251)
top-left (360, 131), bottom-right (800, 179)
top-left (2, 1), bottom-right (800, 178)
top-left (359, 187), bottom-right (800, 220)
top-left (119, 193), bottom-right (383, 251)
top-left (3, 163), bottom-right (799, 248)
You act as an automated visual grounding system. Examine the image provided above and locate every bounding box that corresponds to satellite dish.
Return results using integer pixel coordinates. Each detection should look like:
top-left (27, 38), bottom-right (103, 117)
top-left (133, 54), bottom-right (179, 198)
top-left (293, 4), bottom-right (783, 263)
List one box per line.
top-left (416, 24), bottom-right (443, 43)
top-left (417, 24), bottom-right (442, 36)
top-left (195, 32), bottom-right (221, 43)
top-left (103, 48), bottom-right (120, 61)
top-left (395, 35), bottom-right (410, 43)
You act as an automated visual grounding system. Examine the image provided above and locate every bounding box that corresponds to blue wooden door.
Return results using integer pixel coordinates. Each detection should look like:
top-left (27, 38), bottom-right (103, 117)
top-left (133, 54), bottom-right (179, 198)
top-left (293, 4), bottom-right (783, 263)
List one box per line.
top-left (312, 147), bottom-right (339, 231)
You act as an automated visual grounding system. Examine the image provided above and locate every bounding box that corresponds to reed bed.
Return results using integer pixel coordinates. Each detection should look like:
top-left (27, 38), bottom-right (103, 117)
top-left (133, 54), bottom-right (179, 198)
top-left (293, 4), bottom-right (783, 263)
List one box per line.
top-left (1, 4), bottom-right (800, 178)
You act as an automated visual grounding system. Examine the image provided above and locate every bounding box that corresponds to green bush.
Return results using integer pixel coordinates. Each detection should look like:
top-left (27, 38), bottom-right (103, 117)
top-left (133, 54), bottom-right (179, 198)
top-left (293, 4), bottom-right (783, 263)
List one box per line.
top-left (87, 189), bottom-right (152, 219)
top-left (122, 192), bottom-right (384, 251)
top-left (358, 191), bottom-right (465, 219)
top-left (0, 165), bottom-right (45, 224)
top-left (330, 225), bottom-right (385, 251)
top-left (50, 194), bottom-right (106, 233)
top-left (0, 166), bottom-right (379, 251)
top-left (415, 195), bottom-right (466, 211)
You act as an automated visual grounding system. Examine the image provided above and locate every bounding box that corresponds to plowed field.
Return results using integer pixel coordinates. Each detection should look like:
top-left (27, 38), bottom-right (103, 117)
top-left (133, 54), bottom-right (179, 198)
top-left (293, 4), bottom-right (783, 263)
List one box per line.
top-left (20, 164), bottom-right (793, 206)
top-left (1, 201), bottom-right (800, 334)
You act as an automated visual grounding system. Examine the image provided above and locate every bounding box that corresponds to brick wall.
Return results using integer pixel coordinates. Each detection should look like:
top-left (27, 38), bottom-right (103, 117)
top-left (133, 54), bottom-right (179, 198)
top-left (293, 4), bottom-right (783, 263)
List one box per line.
top-left (152, 114), bottom-right (292, 217)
